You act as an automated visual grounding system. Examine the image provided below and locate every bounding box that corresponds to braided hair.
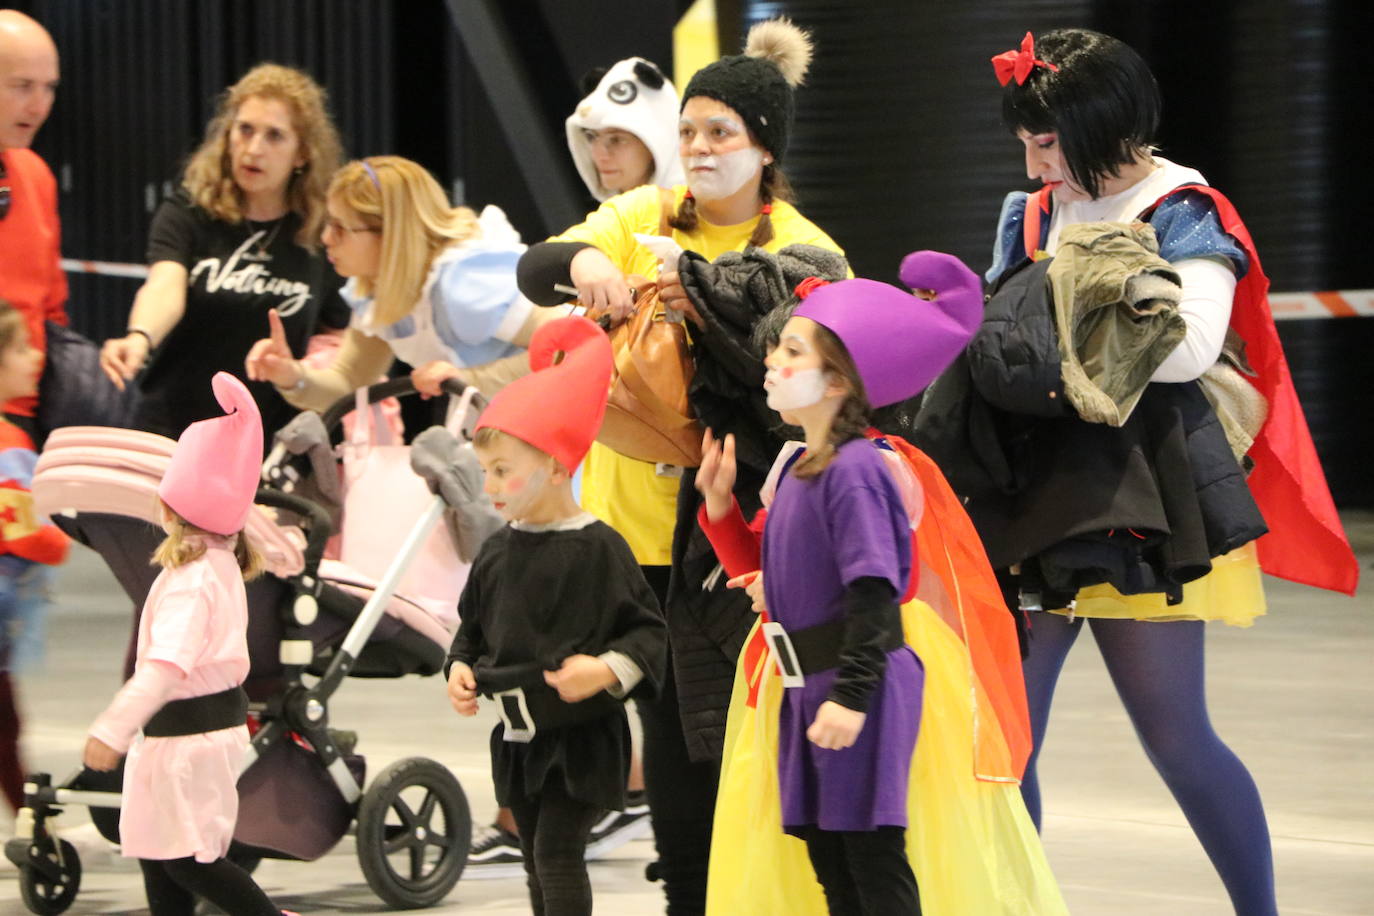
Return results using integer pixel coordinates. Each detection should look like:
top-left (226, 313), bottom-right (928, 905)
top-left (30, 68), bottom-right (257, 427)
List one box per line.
top-left (669, 163), bottom-right (796, 248)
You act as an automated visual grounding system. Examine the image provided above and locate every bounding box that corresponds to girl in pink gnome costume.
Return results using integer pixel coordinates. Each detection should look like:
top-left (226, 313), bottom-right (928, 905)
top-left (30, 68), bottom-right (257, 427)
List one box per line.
top-left (83, 372), bottom-right (293, 916)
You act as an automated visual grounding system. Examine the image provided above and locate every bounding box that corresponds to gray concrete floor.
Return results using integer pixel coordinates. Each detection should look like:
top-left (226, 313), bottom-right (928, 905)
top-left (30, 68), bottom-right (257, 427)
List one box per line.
top-left (4, 512), bottom-right (1372, 914)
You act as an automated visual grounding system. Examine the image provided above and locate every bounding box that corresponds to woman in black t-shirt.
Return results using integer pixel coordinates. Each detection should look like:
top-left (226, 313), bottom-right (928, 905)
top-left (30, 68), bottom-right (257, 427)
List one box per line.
top-left (99, 63), bottom-right (348, 445)
top-left (90, 64), bottom-right (349, 689)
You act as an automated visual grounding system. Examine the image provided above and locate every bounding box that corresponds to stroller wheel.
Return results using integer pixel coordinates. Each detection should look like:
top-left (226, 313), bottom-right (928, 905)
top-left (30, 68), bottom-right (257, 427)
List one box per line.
top-left (356, 757), bottom-right (471, 909)
top-left (17, 837), bottom-right (81, 916)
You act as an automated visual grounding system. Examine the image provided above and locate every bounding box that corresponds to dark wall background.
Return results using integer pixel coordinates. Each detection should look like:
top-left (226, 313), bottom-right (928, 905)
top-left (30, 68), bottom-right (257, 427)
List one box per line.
top-left (16, 0), bottom-right (679, 338)
top-left (743, 0), bottom-right (1374, 506)
top-left (11, 0), bottom-right (1372, 504)
top-left (748, 0), bottom-right (1371, 290)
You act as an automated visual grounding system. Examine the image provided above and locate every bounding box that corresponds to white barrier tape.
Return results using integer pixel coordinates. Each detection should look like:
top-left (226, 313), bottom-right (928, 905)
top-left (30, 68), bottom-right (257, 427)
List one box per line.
top-left (60, 258), bottom-right (150, 280)
top-left (58, 257), bottom-right (1371, 321)
top-left (1268, 290), bottom-right (1374, 320)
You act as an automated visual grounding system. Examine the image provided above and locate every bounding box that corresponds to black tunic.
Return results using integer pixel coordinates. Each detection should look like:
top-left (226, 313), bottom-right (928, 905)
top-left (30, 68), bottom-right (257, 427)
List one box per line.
top-left (447, 518), bottom-right (667, 811)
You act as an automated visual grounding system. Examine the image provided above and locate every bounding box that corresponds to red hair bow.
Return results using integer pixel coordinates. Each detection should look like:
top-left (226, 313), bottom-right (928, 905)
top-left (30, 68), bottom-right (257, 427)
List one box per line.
top-left (794, 276), bottom-right (830, 299)
top-left (991, 31), bottom-right (1059, 86)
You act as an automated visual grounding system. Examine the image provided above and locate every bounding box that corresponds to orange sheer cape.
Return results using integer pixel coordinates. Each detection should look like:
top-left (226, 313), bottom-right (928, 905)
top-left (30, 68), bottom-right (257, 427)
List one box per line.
top-left (728, 433), bottom-right (1032, 782)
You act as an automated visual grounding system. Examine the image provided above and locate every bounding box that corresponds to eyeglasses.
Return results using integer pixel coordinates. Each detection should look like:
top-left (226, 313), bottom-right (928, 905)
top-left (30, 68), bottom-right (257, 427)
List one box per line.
top-left (0, 157), bottom-right (10, 221)
top-left (324, 217), bottom-right (378, 236)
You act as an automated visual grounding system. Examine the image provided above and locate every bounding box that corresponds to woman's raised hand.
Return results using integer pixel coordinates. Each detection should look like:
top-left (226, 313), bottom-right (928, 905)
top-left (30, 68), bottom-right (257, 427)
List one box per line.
top-left (695, 428), bottom-right (737, 522)
top-left (244, 309), bottom-right (303, 388)
top-left (569, 246), bottom-right (636, 322)
top-left (99, 333), bottom-right (151, 391)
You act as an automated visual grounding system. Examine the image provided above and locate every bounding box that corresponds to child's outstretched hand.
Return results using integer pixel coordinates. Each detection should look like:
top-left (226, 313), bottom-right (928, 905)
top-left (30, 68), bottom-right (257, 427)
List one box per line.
top-left (726, 571), bottom-right (767, 615)
top-left (544, 655), bottom-right (618, 703)
top-left (83, 735), bottom-right (121, 772)
top-left (806, 701), bottom-right (866, 751)
top-left (447, 662), bottom-right (479, 716)
top-left (696, 429), bottom-right (737, 522)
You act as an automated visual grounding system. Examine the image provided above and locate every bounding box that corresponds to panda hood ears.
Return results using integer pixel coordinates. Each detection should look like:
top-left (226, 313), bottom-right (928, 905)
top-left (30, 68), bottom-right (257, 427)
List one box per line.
top-left (566, 57), bottom-right (685, 201)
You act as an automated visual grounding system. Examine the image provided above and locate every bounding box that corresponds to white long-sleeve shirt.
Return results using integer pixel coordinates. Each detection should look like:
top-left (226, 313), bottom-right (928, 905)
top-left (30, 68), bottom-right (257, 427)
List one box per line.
top-left (1047, 158), bottom-right (1237, 383)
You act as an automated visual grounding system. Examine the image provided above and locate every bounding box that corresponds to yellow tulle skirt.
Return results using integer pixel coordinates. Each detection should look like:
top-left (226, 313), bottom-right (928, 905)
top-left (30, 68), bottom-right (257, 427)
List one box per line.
top-left (1066, 541), bottom-right (1266, 626)
top-left (705, 601), bottom-right (1068, 915)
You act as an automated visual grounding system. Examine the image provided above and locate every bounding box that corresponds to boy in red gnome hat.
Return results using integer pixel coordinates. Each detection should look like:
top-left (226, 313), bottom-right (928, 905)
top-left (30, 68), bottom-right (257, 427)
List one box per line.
top-left (445, 315), bottom-right (666, 916)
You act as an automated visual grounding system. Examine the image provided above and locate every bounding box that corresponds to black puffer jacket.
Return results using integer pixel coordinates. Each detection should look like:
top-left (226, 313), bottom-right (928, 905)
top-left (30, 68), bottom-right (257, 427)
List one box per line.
top-left (915, 257), bottom-right (1266, 602)
top-left (668, 244), bottom-right (848, 762)
top-left (966, 257), bottom-right (1068, 420)
top-left (916, 258), bottom-right (1060, 500)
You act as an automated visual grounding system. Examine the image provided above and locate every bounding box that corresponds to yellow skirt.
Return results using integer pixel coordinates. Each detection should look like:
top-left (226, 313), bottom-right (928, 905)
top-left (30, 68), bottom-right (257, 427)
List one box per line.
top-left (1066, 541), bottom-right (1266, 626)
top-left (705, 602), bottom-right (1067, 915)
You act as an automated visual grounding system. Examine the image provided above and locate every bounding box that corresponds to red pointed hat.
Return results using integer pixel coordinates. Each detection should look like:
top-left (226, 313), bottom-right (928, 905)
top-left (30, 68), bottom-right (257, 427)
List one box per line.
top-left (158, 372), bottom-right (264, 535)
top-left (475, 315), bottom-right (613, 472)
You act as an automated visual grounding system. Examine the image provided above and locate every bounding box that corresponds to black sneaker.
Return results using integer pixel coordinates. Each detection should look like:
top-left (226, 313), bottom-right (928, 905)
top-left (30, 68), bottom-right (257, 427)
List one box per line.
top-left (464, 822), bottom-right (525, 879)
top-left (585, 793), bottom-right (653, 860)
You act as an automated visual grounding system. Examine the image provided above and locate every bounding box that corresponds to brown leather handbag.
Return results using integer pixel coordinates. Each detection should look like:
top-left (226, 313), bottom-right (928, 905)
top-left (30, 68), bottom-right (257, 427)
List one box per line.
top-left (596, 281), bottom-right (703, 467)
top-left (591, 189), bottom-right (703, 467)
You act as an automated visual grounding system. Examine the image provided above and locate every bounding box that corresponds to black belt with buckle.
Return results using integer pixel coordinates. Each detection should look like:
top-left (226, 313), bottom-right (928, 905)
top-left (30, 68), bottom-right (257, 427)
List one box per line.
top-left (785, 612), bottom-right (905, 675)
top-left (144, 686), bottom-right (248, 738)
top-left (476, 662), bottom-right (621, 737)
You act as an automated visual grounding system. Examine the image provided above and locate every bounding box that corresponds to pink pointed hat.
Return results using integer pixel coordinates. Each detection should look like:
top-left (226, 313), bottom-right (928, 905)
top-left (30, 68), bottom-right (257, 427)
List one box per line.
top-left (793, 250), bottom-right (983, 407)
top-left (158, 372), bottom-right (263, 535)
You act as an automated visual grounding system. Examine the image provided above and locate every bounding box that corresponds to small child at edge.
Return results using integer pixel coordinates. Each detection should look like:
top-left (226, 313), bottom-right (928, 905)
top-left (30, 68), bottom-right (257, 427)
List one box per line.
top-left (444, 315), bottom-right (666, 916)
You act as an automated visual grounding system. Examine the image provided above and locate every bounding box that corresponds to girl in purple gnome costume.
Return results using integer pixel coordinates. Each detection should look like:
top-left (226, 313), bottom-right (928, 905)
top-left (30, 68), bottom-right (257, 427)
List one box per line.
top-left (697, 252), bottom-right (983, 914)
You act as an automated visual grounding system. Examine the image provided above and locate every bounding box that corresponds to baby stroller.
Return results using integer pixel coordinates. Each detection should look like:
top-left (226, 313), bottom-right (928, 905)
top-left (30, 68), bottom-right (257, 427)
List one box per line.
top-left (6, 379), bottom-right (484, 913)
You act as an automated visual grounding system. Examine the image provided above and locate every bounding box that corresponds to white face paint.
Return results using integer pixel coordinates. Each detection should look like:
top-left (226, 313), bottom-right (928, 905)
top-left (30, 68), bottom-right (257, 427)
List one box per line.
top-left (685, 145), bottom-right (764, 201)
top-left (764, 366), bottom-right (829, 411)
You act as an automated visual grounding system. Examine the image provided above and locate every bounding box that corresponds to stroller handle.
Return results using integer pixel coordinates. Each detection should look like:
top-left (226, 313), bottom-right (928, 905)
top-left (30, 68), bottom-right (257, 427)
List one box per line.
top-left (254, 487), bottom-right (335, 575)
top-left (317, 378), bottom-right (487, 434)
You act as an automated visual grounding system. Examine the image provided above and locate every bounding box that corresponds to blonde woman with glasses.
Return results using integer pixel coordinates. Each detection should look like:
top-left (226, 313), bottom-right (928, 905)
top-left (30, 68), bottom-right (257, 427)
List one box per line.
top-left (246, 155), bottom-right (557, 406)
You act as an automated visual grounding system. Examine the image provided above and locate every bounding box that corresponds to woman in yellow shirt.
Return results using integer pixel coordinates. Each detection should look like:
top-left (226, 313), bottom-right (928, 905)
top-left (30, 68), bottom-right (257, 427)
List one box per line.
top-left (516, 18), bottom-right (843, 914)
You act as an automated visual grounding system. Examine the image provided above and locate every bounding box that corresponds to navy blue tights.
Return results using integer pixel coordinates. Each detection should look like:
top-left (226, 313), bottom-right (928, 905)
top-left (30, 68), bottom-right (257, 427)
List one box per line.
top-left (1020, 614), bottom-right (1277, 916)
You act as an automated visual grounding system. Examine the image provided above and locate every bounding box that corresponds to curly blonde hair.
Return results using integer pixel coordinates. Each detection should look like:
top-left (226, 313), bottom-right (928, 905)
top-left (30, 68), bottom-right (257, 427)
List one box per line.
top-left (181, 63), bottom-right (342, 250)
top-left (328, 156), bottom-right (482, 326)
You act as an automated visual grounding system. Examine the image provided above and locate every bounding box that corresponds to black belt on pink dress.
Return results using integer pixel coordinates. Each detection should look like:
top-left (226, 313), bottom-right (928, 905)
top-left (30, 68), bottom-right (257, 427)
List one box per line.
top-left (143, 686), bottom-right (248, 738)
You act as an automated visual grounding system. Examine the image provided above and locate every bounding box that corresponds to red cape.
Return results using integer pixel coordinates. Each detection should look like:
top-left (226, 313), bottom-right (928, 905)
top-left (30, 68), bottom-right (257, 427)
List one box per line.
top-left (1023, 185), bottom-right (1358, 595)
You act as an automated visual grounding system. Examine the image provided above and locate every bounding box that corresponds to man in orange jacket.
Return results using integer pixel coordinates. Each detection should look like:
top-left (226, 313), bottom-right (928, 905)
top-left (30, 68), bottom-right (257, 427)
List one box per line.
top-left (0, 10), bottom-right (66, 434)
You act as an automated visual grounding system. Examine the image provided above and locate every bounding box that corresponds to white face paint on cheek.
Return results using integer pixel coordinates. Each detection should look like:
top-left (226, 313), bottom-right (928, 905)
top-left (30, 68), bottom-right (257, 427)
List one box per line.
top-left (764, 366), bottom-right (829, 411)
top-left (686, 145), bottom-right (764, 201)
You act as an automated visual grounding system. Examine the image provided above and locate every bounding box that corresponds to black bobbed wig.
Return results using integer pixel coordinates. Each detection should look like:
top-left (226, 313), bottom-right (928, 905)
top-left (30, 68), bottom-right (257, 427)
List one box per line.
top-left (1000, 28), bottom-right (1162, 199)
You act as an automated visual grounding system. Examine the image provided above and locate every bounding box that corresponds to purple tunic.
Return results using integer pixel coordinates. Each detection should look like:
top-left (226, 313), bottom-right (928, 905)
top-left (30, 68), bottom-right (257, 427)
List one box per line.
top-left (761, 439), bottom-right (923, 833)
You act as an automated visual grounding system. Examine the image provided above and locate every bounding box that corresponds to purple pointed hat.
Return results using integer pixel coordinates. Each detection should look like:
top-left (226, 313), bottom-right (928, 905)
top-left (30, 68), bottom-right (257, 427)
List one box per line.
top-left (793, 250), bottom-right (983, 407)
